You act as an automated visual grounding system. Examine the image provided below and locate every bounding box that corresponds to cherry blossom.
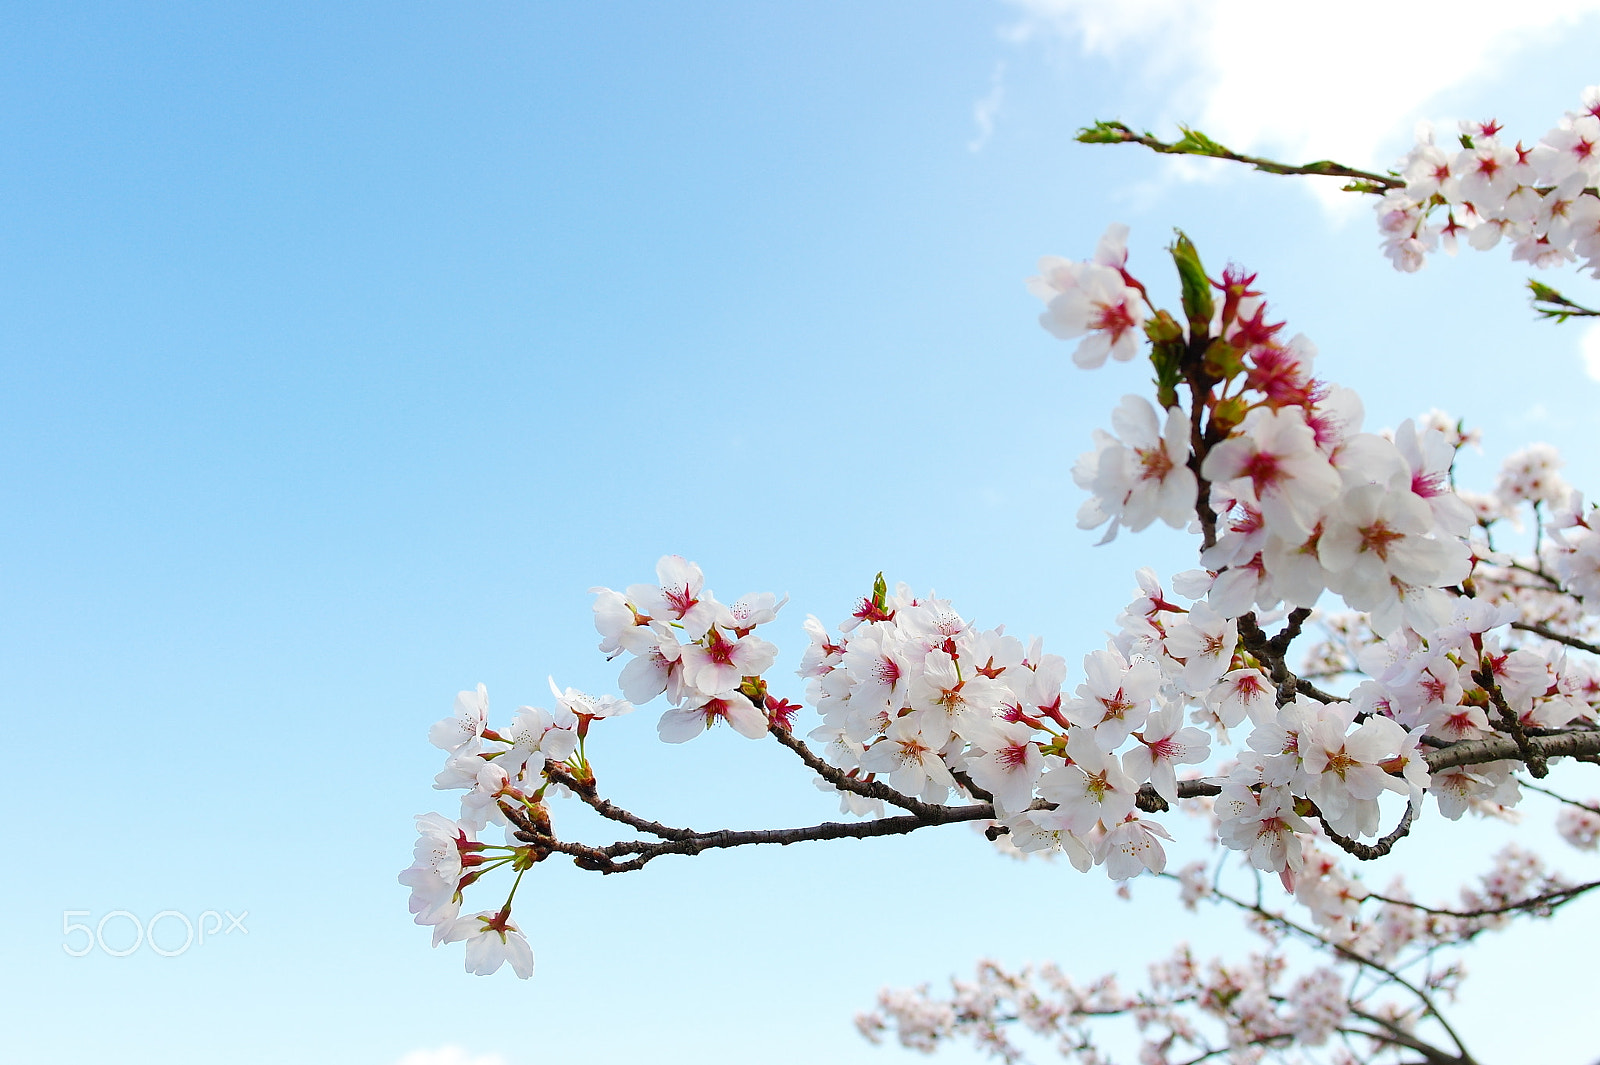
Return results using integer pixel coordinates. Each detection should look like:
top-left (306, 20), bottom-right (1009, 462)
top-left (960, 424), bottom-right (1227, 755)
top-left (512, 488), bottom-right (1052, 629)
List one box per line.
top-left (1028, 226), bottom-right (1147, 369)
top-left (1122, 701), bottom-right (1210, 804)
top-left (1202, 407), bottom-right (1341, 541)
top-left (429, 684), bottom-right (489, 752)
top-left (444, 910), bottom-right (535, 979)
top-left (1035, 730), bottom-right (1138, 836)
top-left (1073, 395), bottom-right (1198, 541)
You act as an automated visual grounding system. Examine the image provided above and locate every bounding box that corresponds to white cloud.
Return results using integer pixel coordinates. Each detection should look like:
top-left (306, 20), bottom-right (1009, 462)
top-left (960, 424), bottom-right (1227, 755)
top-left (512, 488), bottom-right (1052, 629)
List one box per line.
top-left (393, 1048), bottom-right (509, 1065)
top-left (968, 61), bottom-right (1008, 152)
top-left (997, 0), bottom-right (1600, 181)
top-left (1581, 321), bottom-right (1600, 382)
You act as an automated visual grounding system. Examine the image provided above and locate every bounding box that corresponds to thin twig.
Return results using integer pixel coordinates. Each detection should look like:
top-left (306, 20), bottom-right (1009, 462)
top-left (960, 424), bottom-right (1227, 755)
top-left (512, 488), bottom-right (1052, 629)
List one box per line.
top-left (1343, 1012), bottom-right (1470, 1065)
top-left (766, 721), bottom-right (957, 819)
top-left (1510, 620), bottom-right (1600, 656)
top-left (543, 763), bottom-right (697, 840)
top-left (1362, 879), bottom-right (1600, 920)
top-left (519, 805), bottom-right (996, 874)
top-left (1500, 557), bottom-right (1564, 590)
top-left (1319, 797), bottom-right (1418, 861)
top-left (1202, 884), bottom-right (1478, 1064)
top-left (1519, 777), bottom-right (1600, 813)
top-left (1078, 121), bottom-right (1404, 191)
top-left (1470, 663), bottom-right (1547, 777)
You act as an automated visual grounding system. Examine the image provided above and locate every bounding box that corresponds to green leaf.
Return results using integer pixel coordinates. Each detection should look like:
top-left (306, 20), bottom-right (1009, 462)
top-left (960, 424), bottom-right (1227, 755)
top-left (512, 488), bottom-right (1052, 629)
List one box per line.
top-left (1150, 341), bottom-right (1184, 411)
top-left (1172, 125), bottom-right (1227, 157)
top-left (1341, 179), bottom-right (1386, 195)
top-left (1169, 230), bottom-right (1214, 339)
top-left (1528, 279), bottom-right (1566, 304)
top-left (1075, 120), bottom-right (1134, 144)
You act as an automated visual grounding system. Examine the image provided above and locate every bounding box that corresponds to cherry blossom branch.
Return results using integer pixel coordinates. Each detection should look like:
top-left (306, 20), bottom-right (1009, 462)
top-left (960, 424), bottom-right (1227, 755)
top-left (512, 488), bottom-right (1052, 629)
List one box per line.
top-left (950, 766), bottom-right (995, 804)
top-left (1268, 607), bottom-right (1313, 654)
top-left (1471, 664), bottom-right (1549, 777)
top-left (1186, 379), bottom-right (1221, 553)
top-left (1076, 121), bottom-right (1405, 193)
top-left (1135, 780), bottom-right (1217, 812)
top-left (1171, 1036), bottom-right (1291, 1065)
top-left (1519, 777), bottom-right (1600, 813)
top-left (1500, 557), bottom-right (1564, 590)
top-left (1529, 280), bottom-right (1600, 322)
top-left (1202, 883), bottom-right (1478, 1064)
top-left (1509, 620), bottom-right (1600, 656)
top-left (529, 726), bottom-right (1600, 875)
top-left (506, 725), bottom-right (1006, 874)
top-left (1237, 610), bottom-right (1338, 706)
top-left (1362, 878), bottom-right (1600, 921)
top-left (1343, 1011), bottom-right (1473, 1065)
top-left (513, 803), bottom-right (997, 874)
top-left (934, 724), bottom-right (1600, 829)
top-left (766, 720), bottom-right (970, 820)
top-left (1318, 796), bottom-right (1418, 861)
top-left (542, 762), bottom-right (698, 841)
top-left (1422, 727), bottom-right (1600, 773)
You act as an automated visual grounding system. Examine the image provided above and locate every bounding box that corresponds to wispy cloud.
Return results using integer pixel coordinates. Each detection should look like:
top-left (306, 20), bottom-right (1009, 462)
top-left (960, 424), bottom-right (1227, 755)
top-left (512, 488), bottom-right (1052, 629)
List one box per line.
top-left (968, 61), bottom-right (1008, 152)
top-left (393, 1048), bottom-right (509, 1065)
top-left (1581, 322), bottom-right (1600, 383)
top-left (996, 0), bottom-right (1600, 187)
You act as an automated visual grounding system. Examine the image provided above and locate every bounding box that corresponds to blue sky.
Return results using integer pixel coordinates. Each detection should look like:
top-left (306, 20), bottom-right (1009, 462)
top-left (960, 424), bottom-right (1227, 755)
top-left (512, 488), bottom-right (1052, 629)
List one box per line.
top-left (5, 4), bottom-right (1600, 1063)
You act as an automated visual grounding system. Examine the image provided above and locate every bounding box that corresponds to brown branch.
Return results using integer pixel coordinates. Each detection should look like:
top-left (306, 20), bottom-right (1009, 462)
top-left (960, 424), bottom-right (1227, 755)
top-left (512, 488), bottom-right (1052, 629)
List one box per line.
top-left (1187, 378), bottom-right (1220, 554)
top-left (1471, 663), bottom-right (1548, 778)
top-left (1510, 620), bottom-right (1600, 656)
top-left (519, 804), bottom-right (996, 874)
top-left (1319, 798), bottom-right (1418, 861)
top-left (1423, 725), bottom-right (1600, 775)
top-left (765, 721), bottom-right (959, 819)
top-left (1268, 607), bottom-right (1314, 657)
top-left (541, 724), bottom-right (1600, 869)
top-left (1136, 778), bottom-right (1226, 813)
top-left (1500, 557), bottom-right (1563, 590)
top-left (1344, 1013), bottom-right (1473, 1065)
top-left (1294, 678), bottom-right (1341, 703)
top-left (950, 766), bottom-right (995, 804)
top-left (1238, 611), bottom-right (1335, 707)
top-left (522, 711), bottom-right (1600, 881)
top-left (501, 721), bottom-right (1004, 873)
top-left (1520, 777), bottom-right (1600, 814)
top-left (1362, 878), bottom-right (1600, 921)
top-left (1201, 883), bottom-right (1478, 1064)
top-left (1174, 1035), bottom-right (1292, 1065)
top-left (542, 763), bottom-right (697, 841)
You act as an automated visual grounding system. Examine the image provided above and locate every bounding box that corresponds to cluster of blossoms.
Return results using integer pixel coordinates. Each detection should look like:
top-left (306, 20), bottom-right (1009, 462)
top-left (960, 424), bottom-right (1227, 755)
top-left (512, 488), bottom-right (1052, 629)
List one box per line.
top-left (406, 221), bottom-right (1600, 993)
top-left (1029, 223), bottom-right (1148, 368)
top-left (1026, 225), bottom-right (1596, 857)
top-left (397, 677), bottom-right (612, 977)
top-left (852, 215), bottom-right (1600, 1062)
top-left (1376, 87), bottom-right (1600, 272)
top-left (798, 572), bottom-right (1206, 876)
top-left (400, 557), bottom-right (796, 976)
top-left (863, 831), bottom-right (1583, 1063)
top-left (858, 950), bottom-right (1361, 1065)
top-left (589, 554), bottom-right (789, 742)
